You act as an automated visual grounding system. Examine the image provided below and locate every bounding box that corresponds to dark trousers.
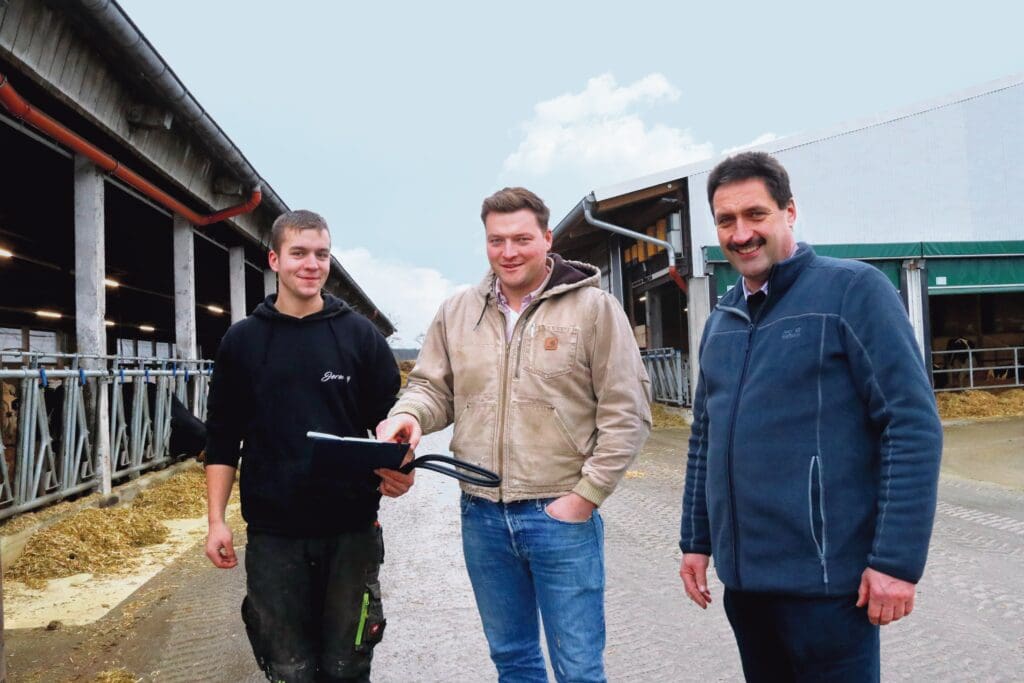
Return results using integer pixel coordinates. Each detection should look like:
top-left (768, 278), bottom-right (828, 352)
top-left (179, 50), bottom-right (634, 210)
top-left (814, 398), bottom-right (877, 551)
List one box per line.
top-left (723, 589), bottom-right (880, 683)
top-left (242, 526), bottom-right (386, 683)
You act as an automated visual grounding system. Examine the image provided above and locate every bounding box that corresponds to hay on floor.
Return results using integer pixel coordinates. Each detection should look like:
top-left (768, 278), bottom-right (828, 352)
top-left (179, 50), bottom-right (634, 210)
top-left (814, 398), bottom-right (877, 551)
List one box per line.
top-left (5, 462), bottom-right (235, 587)
top-left (936, 388), bottom-right (1024, 420)
top-left (7, 506), bottom-right (168, 588)
top-left (651, 402), bottom-right (688, 430)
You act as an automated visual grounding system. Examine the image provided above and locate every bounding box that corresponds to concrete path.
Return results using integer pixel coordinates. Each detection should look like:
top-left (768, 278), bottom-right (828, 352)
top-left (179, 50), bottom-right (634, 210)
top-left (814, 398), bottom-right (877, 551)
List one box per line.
top-left (6, 422), bottom-right (1024, 681)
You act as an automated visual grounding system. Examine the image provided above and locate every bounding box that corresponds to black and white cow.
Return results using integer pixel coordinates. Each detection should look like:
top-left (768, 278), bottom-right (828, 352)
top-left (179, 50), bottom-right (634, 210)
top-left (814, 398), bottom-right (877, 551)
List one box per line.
top-left (934, 337), bottom-right (976, 389)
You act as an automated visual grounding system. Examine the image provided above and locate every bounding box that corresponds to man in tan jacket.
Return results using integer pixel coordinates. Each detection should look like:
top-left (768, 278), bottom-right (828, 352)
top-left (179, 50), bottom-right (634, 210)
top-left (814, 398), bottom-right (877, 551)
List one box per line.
top-left (377, 187), bottom-right (651, 683)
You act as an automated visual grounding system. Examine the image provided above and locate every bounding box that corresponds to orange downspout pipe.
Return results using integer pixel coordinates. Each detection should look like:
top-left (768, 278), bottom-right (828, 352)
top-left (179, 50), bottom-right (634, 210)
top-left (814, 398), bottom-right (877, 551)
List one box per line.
top-left (0, 72), bottom-right (260, 225)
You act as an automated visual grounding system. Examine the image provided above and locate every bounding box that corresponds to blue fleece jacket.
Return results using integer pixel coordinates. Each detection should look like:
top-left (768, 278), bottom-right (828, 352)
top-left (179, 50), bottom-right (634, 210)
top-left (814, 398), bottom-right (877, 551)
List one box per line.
top-left (680, 244), bottom-right (942, 596)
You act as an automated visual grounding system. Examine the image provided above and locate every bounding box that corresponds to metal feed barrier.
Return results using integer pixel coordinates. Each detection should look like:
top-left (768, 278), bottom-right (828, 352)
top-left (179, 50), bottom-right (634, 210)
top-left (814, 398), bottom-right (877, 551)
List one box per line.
top-left (932, 345), bottom-right (1023, 392)
top-left (0, 353), bottom-right (212, 520)
top-left (641, 347), bottom-right (690, 406)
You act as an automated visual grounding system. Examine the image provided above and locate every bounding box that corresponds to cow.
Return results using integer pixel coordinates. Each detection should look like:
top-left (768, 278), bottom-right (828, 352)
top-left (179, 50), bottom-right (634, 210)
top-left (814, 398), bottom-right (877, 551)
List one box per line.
top-left (937, 337), bottom-right (976, 389)
top-left (23, 375), bottom-right (205, 475)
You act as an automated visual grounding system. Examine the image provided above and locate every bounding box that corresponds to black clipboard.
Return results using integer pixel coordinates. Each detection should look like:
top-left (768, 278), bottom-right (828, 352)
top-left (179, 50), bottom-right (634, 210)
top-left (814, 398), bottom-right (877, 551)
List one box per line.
top-left (307, 431), bottom-right (410, 477)
top-left (306, 431), bottom-right (502, 488)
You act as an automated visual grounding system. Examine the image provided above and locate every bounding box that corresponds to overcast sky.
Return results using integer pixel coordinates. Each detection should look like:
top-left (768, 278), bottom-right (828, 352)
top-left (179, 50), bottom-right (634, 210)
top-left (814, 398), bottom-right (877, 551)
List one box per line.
top-left (119, 0), bottom-right (1023, 345)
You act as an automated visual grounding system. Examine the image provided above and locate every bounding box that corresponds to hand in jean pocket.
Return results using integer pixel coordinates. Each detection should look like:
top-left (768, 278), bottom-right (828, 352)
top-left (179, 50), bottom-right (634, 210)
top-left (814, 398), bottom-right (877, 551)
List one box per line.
top-left (544, 492), bottom-right (595, 523)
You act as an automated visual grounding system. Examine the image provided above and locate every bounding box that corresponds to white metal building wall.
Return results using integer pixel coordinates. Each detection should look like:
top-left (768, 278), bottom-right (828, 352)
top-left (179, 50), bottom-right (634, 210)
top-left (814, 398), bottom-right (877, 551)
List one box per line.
top-left (686, 78), bottom-right (1024, 272)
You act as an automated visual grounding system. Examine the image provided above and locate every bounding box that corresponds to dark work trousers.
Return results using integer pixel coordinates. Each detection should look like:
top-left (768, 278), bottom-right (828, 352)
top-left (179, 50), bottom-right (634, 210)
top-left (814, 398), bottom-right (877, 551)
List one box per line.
top-left (723, 589), bottom-right (880, 683)
top-left (242, 525), bottom-right (386, 683)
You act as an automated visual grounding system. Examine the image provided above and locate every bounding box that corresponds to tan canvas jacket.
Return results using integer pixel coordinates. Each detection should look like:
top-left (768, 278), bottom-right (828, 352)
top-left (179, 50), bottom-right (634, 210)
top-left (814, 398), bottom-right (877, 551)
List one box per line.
top-left (390, 256), bottom-right (652, 505)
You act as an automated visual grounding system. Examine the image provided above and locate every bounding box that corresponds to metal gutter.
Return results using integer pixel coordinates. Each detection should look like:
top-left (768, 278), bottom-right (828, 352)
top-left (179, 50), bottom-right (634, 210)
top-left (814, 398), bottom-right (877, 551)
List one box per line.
top-left (73, 0), bottom-right (284, 212)
top-left (68, 0), bottom-right (394, 333)
top-left (552, 199), bottom-right (584, 240)
top-left (0, 71), bottom-right (261, 225)
top-left (582, 194), bottom-right (687, 292)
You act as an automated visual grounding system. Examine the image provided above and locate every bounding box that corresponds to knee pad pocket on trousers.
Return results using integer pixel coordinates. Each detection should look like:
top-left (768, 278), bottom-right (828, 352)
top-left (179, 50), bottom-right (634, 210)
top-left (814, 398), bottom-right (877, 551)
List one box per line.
top-left (355, 532), bottom-right (386, 657)
top-left (243, 596), bottom-right (317, 682)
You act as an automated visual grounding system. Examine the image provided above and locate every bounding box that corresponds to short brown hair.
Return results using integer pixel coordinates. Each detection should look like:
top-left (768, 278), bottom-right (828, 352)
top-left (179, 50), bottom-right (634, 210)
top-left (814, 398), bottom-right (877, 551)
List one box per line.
top-left (270, 210), bottom-right (330, 253)
top-left (707, 152), bottom-right (792, 211)
top-left (480, 187), bottom-right (550, 230)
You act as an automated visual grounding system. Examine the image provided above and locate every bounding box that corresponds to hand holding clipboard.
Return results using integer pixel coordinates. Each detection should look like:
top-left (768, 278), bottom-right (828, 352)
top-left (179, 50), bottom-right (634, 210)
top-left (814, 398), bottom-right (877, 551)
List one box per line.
top-left (307, 432), bottom-right (501, 488)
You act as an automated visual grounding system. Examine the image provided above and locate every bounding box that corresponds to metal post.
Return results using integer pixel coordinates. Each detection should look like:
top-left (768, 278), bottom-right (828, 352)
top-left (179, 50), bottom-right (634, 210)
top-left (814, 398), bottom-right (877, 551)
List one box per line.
top-left (900, 259), bottom-right (928, 362)
top-left (608, 235), bottom-right (624, 306)
top-left (264, 268), bottom-right (277, 297)
top-left (686, 276), bottom-right (713, 404)
top-left (174, 217), bottom-right (198, 361)
top-left (174, 217), bottom-right (200, 415)
top-left (74, 155), bottom-right (110, 495)
top-left (646, 287), bottom-right (663, 349)
top-left (229, 246), bottom-right (247, 323)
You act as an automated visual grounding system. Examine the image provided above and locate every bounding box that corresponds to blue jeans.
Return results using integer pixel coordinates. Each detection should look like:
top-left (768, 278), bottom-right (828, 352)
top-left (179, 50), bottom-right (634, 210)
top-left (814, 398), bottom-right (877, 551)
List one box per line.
top-left (460, 493), bottom-right (606, 683)
top-left (723, 589), bottom-right (880, 682)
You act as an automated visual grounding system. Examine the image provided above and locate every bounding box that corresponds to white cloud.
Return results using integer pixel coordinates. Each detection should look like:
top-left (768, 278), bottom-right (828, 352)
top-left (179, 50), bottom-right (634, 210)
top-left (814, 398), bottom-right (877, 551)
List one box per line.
top-left (503, 73), bottom-right (714, 182)
top-left (721, 132), bottom-right (779, 156)
top-left (334, 248), bottom-right (471, 347)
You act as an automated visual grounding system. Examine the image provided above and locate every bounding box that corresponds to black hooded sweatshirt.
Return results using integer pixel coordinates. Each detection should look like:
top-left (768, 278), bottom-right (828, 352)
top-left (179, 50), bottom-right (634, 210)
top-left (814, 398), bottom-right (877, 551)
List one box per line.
top-left (204, 294), bottom-right (400, 536)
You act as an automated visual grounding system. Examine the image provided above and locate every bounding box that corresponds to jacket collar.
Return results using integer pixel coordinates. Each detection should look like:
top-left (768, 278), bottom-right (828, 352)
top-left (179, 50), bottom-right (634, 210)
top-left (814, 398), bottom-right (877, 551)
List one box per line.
top-left (474, 253), bottom-right (598, 301)
top-left (717, 242), bottom-right (815, 316)
top-left (472, 253), bottom-right (599, 330)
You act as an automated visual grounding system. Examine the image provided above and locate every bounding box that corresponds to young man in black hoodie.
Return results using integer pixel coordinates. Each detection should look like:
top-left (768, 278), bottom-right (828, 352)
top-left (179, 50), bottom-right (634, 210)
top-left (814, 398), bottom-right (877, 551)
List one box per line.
top-left (203, 210), bottom-right (412, 683)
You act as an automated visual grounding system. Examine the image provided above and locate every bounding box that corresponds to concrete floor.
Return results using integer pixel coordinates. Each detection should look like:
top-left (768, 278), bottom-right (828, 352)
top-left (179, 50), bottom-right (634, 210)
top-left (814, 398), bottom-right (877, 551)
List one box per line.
top-left (5, 420), bottom-right (1024, 682)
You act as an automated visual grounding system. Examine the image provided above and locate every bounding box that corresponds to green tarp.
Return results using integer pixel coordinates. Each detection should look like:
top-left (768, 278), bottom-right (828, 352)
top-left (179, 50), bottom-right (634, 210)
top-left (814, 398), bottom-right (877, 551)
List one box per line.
top-left (704, 241), bottom-right (1024, 297)
top-left (709, 260), bottom-right (900, 297)
top-left (928, 257), bottom-right (1024, 295)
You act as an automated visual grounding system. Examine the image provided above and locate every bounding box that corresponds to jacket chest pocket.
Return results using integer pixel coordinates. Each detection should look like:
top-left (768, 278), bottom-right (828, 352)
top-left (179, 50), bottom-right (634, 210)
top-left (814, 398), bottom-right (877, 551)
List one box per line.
top-left (523, 324), bottom-right (579, 379)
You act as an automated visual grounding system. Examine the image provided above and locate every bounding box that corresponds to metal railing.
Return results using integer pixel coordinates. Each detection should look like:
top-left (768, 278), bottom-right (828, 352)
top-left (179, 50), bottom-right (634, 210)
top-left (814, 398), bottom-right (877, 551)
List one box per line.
top-left (0, 353), bottom-right (212, 520)
top-left (641, 347), bottom-right (690, 406)
top-left (932, 345), bottom-right (1023, 392)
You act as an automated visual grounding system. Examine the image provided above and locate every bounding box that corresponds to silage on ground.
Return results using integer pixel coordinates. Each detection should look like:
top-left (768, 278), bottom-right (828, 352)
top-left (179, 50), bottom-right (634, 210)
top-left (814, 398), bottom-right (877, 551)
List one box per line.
top-left (936, 388), bottom-right (1024, 420)
top-left (5, 462), bottom-right (230, 587)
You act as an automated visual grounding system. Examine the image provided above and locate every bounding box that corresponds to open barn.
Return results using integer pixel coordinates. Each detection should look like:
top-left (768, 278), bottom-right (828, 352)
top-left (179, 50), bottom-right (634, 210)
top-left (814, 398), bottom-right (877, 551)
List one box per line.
top-left (553, 74), bottom-right (1024, 404)
top-left (0, 0), bottom-right (394, 517)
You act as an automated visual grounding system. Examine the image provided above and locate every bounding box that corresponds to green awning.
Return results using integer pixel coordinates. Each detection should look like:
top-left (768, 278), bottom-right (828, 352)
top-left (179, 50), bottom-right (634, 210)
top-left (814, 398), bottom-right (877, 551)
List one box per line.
top-left (706, 240), bottom-right (1024, 263)
top-left (703, 241), bottom-right (1024, 297)
top-left (707, 251), bottom-right (901, 297)
top-left (922, 241), bottom-right (1024, 257)
top-left (705, 242), bottom-right (921, 263)
top-left (928, 257), bottom-right (1024, 295)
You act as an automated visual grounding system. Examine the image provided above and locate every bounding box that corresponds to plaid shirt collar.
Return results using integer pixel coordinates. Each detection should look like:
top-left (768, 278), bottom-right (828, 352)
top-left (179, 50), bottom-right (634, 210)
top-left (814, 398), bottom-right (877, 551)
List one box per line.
top-left (494, 259), bottom-right (552, 314)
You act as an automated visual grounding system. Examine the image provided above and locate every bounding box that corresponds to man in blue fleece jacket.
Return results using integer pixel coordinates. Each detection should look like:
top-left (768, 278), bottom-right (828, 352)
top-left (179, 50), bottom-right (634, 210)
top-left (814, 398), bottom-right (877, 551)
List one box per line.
top-left (679, 152), bottom-right (942, 681)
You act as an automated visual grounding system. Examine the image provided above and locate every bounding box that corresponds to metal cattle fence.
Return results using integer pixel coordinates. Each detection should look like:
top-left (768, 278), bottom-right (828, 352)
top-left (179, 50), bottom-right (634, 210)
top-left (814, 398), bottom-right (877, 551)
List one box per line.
top-left (641, 347), bottom-right (690, 406)
top-left (0, 353), bottom-right (212, 520)
top-left (932, 345), bottom-right (1023, 392)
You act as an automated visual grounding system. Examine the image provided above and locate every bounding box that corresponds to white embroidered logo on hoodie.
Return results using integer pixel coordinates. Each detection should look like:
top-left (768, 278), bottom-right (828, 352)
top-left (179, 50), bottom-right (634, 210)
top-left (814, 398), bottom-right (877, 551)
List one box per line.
top-left (322, 371), bottom-right (352, 383)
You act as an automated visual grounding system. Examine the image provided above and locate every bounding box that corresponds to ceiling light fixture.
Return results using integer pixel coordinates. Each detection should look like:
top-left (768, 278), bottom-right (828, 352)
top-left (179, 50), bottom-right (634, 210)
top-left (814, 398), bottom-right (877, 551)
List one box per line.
top-left (207, 305), bottom-right (224, 314)
top-left (0, 248), bottom-right (12, 258)
top-left (36, 310), bottom-right (62, 319)
top-left (139, 325), bottom-right (155, 332)
top-left (104, 278), bottom-right (120, 288)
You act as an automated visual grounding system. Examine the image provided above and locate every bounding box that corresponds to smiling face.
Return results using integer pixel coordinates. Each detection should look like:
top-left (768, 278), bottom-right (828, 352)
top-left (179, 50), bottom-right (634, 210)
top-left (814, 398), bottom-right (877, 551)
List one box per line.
top-left (268, 226), bottom-right (331, 314)
top-left (484, 208), bottom-right (552, 304)
top-left (712, 177), bottom-right (797, 292)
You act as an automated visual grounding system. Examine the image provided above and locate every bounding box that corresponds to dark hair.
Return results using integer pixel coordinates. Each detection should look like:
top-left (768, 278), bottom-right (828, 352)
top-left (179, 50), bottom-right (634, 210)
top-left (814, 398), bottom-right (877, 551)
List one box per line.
top-left (480, 187), bottom-right (550, 230)
top-left (270, 210), bottom-right (330, 253)
top-left (707, 152), bottom-right (792, 210)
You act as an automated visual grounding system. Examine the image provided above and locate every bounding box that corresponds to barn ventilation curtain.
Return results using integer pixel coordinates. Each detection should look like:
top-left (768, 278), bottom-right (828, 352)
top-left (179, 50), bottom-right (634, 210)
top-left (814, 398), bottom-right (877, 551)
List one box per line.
top-left (704, 241), bottom-right (1024, 298)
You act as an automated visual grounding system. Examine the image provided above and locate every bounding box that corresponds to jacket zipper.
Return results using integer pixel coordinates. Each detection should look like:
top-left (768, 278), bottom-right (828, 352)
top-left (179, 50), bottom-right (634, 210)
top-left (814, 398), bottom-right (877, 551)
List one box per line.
top-left (495, 298), bottom-right (543, 492)
top-left (513, 309), bottom-right (539, 380)
top-left (724, 309), bottom-right (757, 589)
